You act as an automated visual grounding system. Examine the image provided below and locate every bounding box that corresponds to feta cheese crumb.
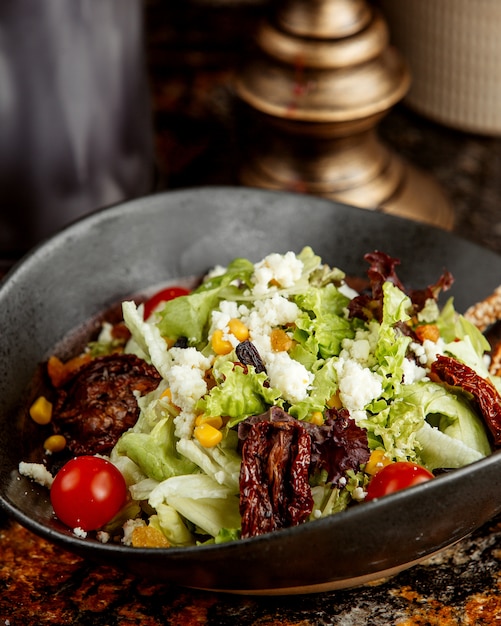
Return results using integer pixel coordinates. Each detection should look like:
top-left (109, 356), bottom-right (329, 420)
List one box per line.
top-left (352, 487), bottom-right (367, 501)
top-left (402, 356), bottom-right (428, 384)
top-left (97, 531), bottom-right (111, 544)
top-left (334, 358), bottom-right (383, 415)
top-left (18, 462), bottom-right (53, 489)
top-left (266, 352), bottom-right (313, 404)
top-left (122, 518), bottom-right (146, 546)
top-left (252, 251), bottom-right (303, 295)
top-left (167, 347), bottom-right (212, 438)
top-left (73, 527), bottom-right (87, 538)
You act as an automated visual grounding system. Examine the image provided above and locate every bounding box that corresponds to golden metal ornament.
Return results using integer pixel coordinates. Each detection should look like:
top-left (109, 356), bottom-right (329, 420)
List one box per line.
top-left (234, 0), bottom-right (454, 229)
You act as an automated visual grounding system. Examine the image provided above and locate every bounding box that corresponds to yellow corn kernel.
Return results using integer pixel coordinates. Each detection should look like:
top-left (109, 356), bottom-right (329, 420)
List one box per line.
top-left (29, 396), bottom-right (53, 425)
top-left (131, 525), bottom-right (170, 548)
top-left (211, 329), bottom-right (233, 355)
top-left (228, 318), bottom-right (249, 342)
top-left (327, 392), bottom-right (342, 409)
top-left (365, 450), bottom-right (392, 476)
top-left (43, 434), bottom-right (66, 453)
top-left (160, 387), bottom-right (173, 402)
top-left (270, 328), bottom-right (293, 352)
top-left (309, 411), bottom-right (324, 425)
top-left (194, 422), bottom-right (223, 447)
top-left (195, 414), bottom-right (223, 429)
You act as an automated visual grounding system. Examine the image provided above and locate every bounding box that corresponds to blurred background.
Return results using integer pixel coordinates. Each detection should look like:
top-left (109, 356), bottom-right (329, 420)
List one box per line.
top-left (2, 0), bottom-right (501, 268)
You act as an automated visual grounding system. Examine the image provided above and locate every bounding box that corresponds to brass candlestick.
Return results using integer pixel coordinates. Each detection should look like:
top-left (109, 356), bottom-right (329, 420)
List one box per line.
top-left (234, 0), bottom-right (454, 229)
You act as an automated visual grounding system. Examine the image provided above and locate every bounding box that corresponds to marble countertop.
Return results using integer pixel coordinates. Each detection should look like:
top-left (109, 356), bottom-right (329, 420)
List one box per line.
top-left (2, 3), bottom-right (501, 623)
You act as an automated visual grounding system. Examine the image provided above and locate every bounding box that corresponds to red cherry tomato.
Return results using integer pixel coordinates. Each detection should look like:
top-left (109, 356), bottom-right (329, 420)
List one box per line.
top-left (50, 456), bottom-right (127, 531)
top-left (143, 286), bottom-right (190, 320)
top-left (365, 461), bottom-right (434, 501)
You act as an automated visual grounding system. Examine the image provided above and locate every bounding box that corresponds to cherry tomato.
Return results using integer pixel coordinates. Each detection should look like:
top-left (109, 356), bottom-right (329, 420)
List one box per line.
top-left (50, 456), bottom-right (127, 531)
top-left (365, 461), bottom-right (434, 501)
top-left (143, 286), bottom-right (190, 320)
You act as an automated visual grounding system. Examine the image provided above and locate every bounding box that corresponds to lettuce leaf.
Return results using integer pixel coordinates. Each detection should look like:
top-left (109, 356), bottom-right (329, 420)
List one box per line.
top-left (157, 257), bottom-right (255, 345)
top-left (115, 417), bottom-right (196, 482)
top-left (374, 282), bottom-right (412, 397)
top-left (293, 284), bottom-right (353, 359)
top-left (198, 360), bottom-right (283, 427)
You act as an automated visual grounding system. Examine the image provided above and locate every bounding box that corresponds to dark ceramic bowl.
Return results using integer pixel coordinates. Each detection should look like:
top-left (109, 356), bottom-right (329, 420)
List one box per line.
top-left (2, 187), bottom-right (501, 595)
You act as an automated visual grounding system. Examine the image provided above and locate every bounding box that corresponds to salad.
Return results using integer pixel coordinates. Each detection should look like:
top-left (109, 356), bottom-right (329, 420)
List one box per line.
top-left (21, 248), bottom-right (501, 547)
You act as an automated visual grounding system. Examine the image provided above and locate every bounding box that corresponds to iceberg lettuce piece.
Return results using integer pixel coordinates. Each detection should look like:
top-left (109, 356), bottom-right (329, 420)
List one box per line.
top-left (122, 300), bottom-right (172, 378)
top-left (401, 381), bottom-right (491, 458)
top-left (149, 473), bottom-right (234, 506)
top-left (167, 495), bottom-right (241, 538)
top-left (151, 503), bottom-right (196, 547)
top-left (416, 423), bottom-right (485, 470)
top-left (148, 474), bottom-right (241, 538)
top-left (115, 417), bottom-right (197, 482)
top-left (176, 432), bottom-right (241, 493)
top-left (128, 477), bottom-right (159, 501)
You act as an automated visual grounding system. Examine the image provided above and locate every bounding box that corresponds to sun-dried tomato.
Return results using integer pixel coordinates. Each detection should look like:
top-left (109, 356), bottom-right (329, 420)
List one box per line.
top-left (52, 353), bottom-right (161, 455)
top-left (431, 355), bottom-right (501, 445)
top-left (239, 411), bottom-right (313, 539)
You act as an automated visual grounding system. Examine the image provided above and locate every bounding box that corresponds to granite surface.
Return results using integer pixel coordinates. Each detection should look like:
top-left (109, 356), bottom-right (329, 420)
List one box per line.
top-left (3, 2), bottom-right (501, 623)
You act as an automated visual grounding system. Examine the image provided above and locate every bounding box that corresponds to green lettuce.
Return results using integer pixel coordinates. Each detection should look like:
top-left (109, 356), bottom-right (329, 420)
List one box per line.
top-left (198, 360), bottom-right (283, 427)
top-left (157, 257), bottom-right (254, 345)
top-left (293, 283), bottom-right (353, 359)
top-left (374, 282), bottom-right (412, 397)
top-left (115, 417), bottom-right (196, 482)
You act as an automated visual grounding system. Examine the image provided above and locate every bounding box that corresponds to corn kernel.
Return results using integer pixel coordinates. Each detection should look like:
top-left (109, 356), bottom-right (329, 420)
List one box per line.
top-left (160, 388), bottom-right (173, 401)
top-left (43, 434), bottom-right (66, 453)
top-left (270, 328), bottom-right (293, 352)
top-left (29, 396), bottom-right (53, 425)
top-left (365, 449), bottom-right (392, 475)
top-left (309, 411), bottom-right (324, 425)
top-left (194, 422), bottom-right (223, 447)
top-left (228, 318), bottom-right (249, 342)
top-left (327, 392), bottom-right (342, 409)
top-left (211, 329), bottom-right (233, 355)
top-left (195, 414), bottom-right (223, 429)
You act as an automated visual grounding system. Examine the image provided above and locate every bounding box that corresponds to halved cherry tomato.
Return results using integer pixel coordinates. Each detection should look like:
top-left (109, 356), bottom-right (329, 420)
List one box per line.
top-left (365, 461), bottom-right (433, 501)
top-left (50, 456), bottom-right (127, 531)
top-left (143, 286), bottom-right (190, 320)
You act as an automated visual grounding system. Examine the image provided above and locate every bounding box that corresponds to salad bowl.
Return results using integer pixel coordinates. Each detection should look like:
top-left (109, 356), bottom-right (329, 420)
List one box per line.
top-left (1, 186), bottom-right (501, 595)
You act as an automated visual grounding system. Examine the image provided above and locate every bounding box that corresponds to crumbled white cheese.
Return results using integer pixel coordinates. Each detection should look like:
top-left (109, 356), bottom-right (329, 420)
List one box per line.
top-left (352, 487), bottom-right (367, 501)
top-left (96, 531), bottom-right (111, 544)
top-left (122, 518), bottom-right (146, 546)
top-left (18, 462), bottom-right (53, 489)
top-left (244, 294), bottom-right (300, 337)
top-left (340, 323), bottom-right (379, 368)
top-left (334, 358), bottom-right (383, 416)
top-left (266, 351), bottom-right (313, 404)
top-left (73, 527), bottom-right (87, 538)
top-left (422, 337), bottom-right (445, 367)
top-left (252, 251), bottom-right (303, 295)
top-left (168, 348), bottom-right (211, 413)
top-left (402, 357), bottom-right (428, 384)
